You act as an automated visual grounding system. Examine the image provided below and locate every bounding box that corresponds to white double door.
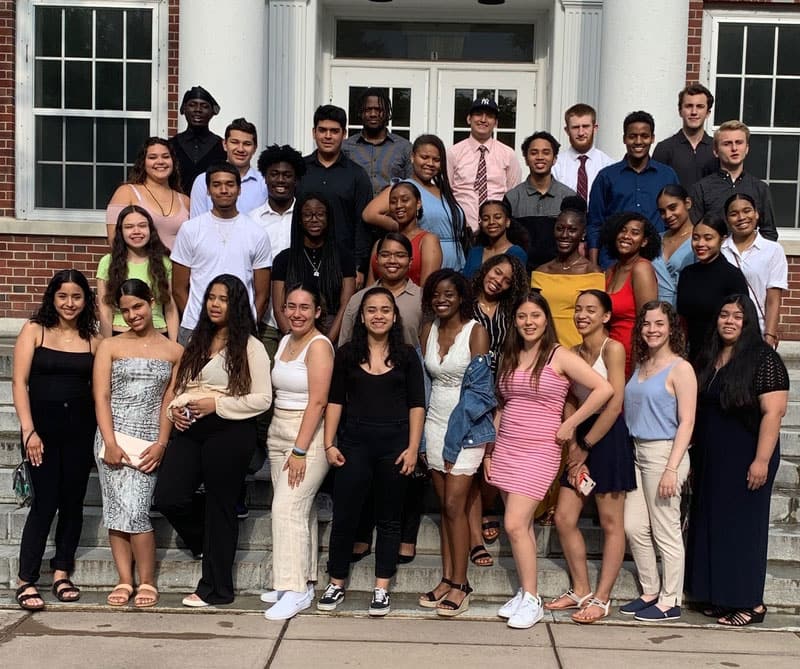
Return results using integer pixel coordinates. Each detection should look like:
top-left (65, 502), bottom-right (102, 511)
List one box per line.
top-left (330, 65), bottom-right (537, 166)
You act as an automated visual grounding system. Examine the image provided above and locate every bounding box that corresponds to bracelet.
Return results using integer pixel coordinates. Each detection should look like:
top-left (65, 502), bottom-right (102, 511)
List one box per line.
top-left (324, 445), bottom-right (335, 451)
top-left (764, 332), bottom-right (777, 339)
top-left (664, 465), bottom-right (678, 474)
top-left (24, 430), bottom-right (37, 448)
top-left (291, 447), bottom-right (307, 457)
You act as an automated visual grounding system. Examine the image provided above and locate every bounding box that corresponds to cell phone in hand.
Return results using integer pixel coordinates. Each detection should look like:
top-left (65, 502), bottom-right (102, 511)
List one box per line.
top-left (577, 471), bottom-right (596, 496)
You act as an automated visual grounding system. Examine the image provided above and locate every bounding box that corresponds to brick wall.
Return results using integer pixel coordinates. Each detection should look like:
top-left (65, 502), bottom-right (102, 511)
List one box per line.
top-left (0, 1), bottom-right (14, 218)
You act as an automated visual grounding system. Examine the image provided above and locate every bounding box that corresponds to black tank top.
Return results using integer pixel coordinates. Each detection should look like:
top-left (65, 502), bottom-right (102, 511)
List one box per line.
top-left (28, 327), bottom-right (94, 403)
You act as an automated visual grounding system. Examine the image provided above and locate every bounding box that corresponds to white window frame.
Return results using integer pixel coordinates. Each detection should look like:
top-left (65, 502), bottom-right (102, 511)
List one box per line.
top-left (702, 7), bottom-right (800, 243)
top-left (15, 0), bottom-right (169, 223)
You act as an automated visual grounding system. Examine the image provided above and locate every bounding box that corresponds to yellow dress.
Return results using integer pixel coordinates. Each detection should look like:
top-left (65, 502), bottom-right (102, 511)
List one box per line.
top-left (531, 271), bottom-right (606, 348)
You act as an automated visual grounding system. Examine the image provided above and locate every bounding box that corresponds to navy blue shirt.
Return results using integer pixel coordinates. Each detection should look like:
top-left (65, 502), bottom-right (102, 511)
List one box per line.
top-left (587, 157), bottom-right (679, 268)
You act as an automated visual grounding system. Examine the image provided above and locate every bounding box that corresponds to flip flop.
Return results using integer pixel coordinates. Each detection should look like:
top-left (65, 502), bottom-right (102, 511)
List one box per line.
top-left (544, 588), bottom-right (594, 611)
top-left (469, 544), bottom-right (494, 567)
top-left (107, 583), bottom-right (134, 607)
top-left (572, 597), bottom-right (610, 624)
top-left (134, 584), bottom-right (159, 608)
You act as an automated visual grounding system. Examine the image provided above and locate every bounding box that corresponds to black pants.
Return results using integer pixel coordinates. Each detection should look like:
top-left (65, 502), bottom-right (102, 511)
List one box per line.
top-left (18, 398), bottom-right (95, 583)
top-left (327, 417), bottom-right (409, 581)
top-left (154, 414), bottom-right (255, 604)
top-left (355, 476), bottom-right (427, 546)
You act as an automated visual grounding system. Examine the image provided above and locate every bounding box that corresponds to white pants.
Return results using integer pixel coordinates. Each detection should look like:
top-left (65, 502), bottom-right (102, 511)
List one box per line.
top-left (624, 438), bottom-right (689, 607)
top-left (268, 407), bottom-right (329, 592)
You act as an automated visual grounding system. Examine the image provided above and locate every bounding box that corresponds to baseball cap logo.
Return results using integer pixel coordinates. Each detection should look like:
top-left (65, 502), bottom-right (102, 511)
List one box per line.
top-left (481, 98), bottom-right (491, 105)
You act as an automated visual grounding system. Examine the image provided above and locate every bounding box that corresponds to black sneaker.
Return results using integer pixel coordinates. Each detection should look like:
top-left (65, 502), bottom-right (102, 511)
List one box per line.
top-left (316, 583), bottom-right (345, 611)
top-left (235, 501), bottom-right (249, 520)
top-left (368, 587), bottom-right (390, 617)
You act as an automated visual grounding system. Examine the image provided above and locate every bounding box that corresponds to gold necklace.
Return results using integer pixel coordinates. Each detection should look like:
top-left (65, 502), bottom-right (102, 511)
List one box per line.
top-left (559, 255), bottom-right (582, 271)
top-left (143, 182), bottom-right (175, 217)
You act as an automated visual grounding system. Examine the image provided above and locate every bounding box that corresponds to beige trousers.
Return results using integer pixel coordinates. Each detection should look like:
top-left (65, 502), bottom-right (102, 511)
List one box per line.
top-left (268, 407), bottom-right (329, 592)
top-left (624, 438), bottom-right (690, 607)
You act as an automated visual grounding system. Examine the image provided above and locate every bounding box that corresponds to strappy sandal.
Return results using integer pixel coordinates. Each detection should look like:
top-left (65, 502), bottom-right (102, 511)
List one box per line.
top-left (718, 607), bottom-right (766, 627)
top-left (134, 584), bottom-right (160, 608)
top-left (702, 605), bottom-right (730, 618)
top-left (469, 544), bottom-right (494, 567)
top-left (419, 578), bottom-right (453, 608)
top-left (544, 588), bottom-right (594, 611)
top-left (52, 578), bottom-right (81, 602)
top-left (107, 583), bottom-right (134, 607)
top-left (571, 597), bottom-right (610, 624)
top-left (436, 582), bottom-right (473, 618)
top-left (16, 583), bottom-right (45, 611)
top-left (481, 518), bottom-right (501, 544)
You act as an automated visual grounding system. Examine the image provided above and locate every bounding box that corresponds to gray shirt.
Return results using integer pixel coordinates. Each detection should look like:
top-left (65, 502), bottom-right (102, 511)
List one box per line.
top-left (338, 280), bottom-right (422, 347)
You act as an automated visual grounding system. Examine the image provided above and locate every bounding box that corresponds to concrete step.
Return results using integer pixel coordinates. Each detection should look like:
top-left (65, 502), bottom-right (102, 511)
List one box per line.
top-left (770, 491), bottom-right (799, 524)
top-left (776, 457), bottom-right (800, 490)
top-left (0, 380), bottom-right (9, 405)
top-left (785, 401), bottom-right (800, 425)
top-left (0, 407), bottom-right (17, 433)
top-left (782, 428), bottom-right (800, 458)
top-left (1, 545), bottom-right (797, 609)
top-left (0, 468), bottom-right (274, 508)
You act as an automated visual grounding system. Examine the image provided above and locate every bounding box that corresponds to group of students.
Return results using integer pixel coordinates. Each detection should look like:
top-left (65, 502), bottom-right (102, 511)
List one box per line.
top-left (9, 91), bottom-right (789, 631)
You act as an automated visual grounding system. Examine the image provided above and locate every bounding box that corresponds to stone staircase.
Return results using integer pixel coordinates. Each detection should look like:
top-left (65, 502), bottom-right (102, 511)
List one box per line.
top-left (0, 342), bottom-right (798, 611)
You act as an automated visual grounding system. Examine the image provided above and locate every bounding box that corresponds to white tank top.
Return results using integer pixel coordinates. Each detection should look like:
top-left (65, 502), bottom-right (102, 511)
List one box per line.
top-left (271, 334), bottom-right (332, 410)
top-left (572, 337), bottom-right (610, 407)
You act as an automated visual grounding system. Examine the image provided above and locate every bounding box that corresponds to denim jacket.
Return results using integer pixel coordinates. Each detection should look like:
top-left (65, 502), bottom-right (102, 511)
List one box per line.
top-left (441, 354), bottom-right (497, 464)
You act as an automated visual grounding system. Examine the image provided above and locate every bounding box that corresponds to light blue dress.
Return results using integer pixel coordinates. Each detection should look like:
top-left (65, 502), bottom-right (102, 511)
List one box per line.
top-left (406, 178), bottom-right (465, 271)
top-left (654, 234), bottom-right (694, 307)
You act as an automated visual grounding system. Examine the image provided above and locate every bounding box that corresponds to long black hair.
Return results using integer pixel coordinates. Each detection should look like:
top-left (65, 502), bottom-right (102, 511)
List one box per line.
top-left (284, 282), bottom-right (327, 334)
top-left (695, 293), bottom-right (773, 411)
top-left (285, 192), bottom-right (343, 314)
top-left (345, 286), bottom-right (408, 369)
top-left (472, 254), bottom-right (528, 324)
top-left (31, 269), bottom-right (98, 340)
top-left (174, 274), bottom-right (256, 397)
top-left (600, 211), bottom-right (661, 261)
top-left (106, 205), bottom-right (170, 307)
top-left (412, 134), bottom-right (469, 259)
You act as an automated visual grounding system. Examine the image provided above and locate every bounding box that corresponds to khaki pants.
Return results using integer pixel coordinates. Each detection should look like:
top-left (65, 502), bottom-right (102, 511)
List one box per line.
top-left (624, 438), bottom-right (690, 607)
top-left (268, 407), bottom-right (329, 592)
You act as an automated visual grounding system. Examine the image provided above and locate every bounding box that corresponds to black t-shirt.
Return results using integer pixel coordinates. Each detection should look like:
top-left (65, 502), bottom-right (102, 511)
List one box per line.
top-left (328, 343), bottom-right (425, 419)
top-left (272, 244), bottom-right (356, 313)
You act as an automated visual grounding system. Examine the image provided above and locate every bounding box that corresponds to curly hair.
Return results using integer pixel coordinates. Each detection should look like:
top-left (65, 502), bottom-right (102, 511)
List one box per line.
top-left (632, 300), bottom-right (686, 364)
top-left (345, 286), bottom-right (409, 370)
top-left (472, 254), bottom-right (528, 324)
top-left (412, 134), bottom-right (469, 259)
top-left (600, 211), bottom-right (661, 261)
top-left (174, 274), bottom-right (256, 397)
top-left (30, 269), bottom-right (98, 340)
top-left (422, 269), bottom-right (474, 322)
top-left (496, 291), bottom-right (559, 391)
top-left (126, 137), bottom-right (183, 193)
top-left (105, 205), bottom-right (170, 308)
top-left (256, 144), bottom-right (306, 180)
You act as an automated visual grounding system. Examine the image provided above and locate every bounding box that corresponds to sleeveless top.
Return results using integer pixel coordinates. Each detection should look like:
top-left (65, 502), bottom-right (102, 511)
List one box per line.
top-left (572, 337), bottom-right (610, 406)
top-left (408, 177), bottom-right (465, 271)
top-left (370, 229), bottom-right (429, 286)
top-left (28, 327), bottom-right (94, 403)
top-left (607, 259), bottom-right (648, 377)
top-left (105, 184), bottom-right (189, 250)
top-left (624, 360), bottom-right (679, 440)
top-left (272, 333), bottom-right (333, 410)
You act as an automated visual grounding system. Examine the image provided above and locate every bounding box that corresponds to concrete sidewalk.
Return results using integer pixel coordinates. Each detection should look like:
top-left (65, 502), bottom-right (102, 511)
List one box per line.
top-left (0, 594), bottom-right (798, 669)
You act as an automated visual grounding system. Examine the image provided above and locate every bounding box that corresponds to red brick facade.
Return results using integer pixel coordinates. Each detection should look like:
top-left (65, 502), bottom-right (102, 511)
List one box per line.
top-left (1, 0), bottom-right (799, 339)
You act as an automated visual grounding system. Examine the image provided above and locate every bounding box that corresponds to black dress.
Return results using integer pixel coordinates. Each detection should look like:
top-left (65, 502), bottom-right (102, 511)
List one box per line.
top-left (676, 254), bottom-right (748, 363)
top-left (685, 348), bottom-right (789, 609)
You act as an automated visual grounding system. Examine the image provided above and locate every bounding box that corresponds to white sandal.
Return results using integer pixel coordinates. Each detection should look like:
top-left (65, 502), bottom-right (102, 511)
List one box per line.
top-left (543, 588), bottom-right (594, 611)
top-left (572, 597), bottom-right (611, 624)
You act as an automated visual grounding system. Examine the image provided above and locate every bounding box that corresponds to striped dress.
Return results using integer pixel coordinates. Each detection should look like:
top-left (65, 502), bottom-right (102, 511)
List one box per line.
top-left (490, 360), bottom-right (570, 500)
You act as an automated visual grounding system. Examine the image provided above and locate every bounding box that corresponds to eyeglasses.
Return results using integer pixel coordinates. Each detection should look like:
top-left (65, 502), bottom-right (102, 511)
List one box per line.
top-left (377, 251), bottom-right (410, 260)
top-left (301, 210), bottom-right (326, 221)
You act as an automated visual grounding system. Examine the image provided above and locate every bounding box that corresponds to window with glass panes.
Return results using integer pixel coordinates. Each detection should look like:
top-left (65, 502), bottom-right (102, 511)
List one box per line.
top-left (30, 3), bottom-right (157, 212)
top-left (711, 19), bottom-right (800, 228)
top-left (452, 88), bottom-right (518, 149)
top-left (345, 86), bottom-right (411, 140)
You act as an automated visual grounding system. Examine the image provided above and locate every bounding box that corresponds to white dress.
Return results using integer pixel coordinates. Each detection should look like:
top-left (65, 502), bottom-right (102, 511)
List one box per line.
top-left (424, 319), bottom-right (485, 475)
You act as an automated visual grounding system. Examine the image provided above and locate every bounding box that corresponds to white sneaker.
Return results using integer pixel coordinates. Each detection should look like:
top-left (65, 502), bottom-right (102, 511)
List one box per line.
top-left (498, 587), bottom-right (524, 619)
top-left (264, 590), bottom-right (311, 621)
top-left (260, 590), bottom-right (284, 604)
top-left (507, 592), bottom-right (543, 629)
top-left (316, 492), bottom-right (334, 522)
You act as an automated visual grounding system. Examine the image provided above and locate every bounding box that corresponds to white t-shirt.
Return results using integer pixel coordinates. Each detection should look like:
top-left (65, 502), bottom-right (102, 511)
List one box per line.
top-left (171, 211), bottom-right (271, 329)
top-left (721, 232), bottom-right (787, 333)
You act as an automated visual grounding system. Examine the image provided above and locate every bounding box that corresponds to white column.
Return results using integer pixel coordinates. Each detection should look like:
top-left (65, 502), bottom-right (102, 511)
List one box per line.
top-left (549, 0), bottom-right (604, 138)
top-left (596, 0), bottom-right (690, 157)
top-left (178, 0), bottom-right (267, 140)
top-left (266, 0), bottom-right (318, 151)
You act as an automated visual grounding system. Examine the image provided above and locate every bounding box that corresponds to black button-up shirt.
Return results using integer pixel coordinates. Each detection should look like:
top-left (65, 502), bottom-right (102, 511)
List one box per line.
top-left (169, 127), bottom-right (227, 195)
top-left (653, 130), bottom-right (718, 190)
top-left (297, 151), bottom-right (374, 266)
top-left (689, 170), bottom-right (778, 240)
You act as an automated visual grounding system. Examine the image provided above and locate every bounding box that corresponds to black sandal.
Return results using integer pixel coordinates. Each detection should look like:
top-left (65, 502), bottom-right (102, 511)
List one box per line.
top-left (481, 519), bottom-right (501, 544)
top-left (469, 544), bottom-right (494, 567)
top-left (16, 583), bottom-right (45, 611)
top-left (52, 578), bottom-right (81, 602)
top-left (419, 578), bottom-right (453, 608)
top-left (718, 607), bottom-right (766, 626)
top-left (702, 605), bottom-right (730, 618)
top-left (436, 582), bottom-right (473, 617)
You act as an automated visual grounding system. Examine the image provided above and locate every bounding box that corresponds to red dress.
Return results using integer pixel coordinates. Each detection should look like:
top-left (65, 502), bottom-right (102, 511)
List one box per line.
top-left (606, 259), bottom-right (649, 378)
top-left (370, 230), bottom-right (428, 286)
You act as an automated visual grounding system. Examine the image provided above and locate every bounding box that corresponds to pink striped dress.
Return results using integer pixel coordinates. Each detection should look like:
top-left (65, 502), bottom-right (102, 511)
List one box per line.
top-left (491, 362), bottom-right (570, 500)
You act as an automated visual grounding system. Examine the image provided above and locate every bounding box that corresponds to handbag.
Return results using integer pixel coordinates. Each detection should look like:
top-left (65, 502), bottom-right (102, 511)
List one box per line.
top-left (99, 431), bottom-right (153, 469)
top-left (12, 430), bottom-right (35, 508)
